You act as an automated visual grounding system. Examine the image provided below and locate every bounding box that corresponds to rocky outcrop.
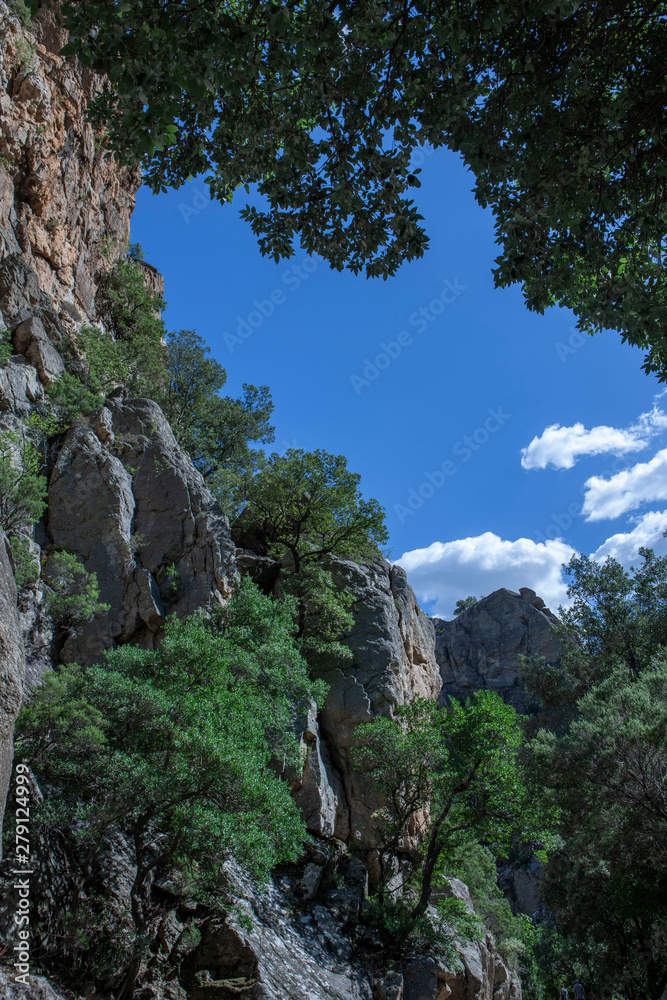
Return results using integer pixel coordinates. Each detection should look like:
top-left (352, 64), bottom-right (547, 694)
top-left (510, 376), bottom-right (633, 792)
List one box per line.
top-left (0, 528), bottom-right (24, 859)
top-left (498, 859), bottom-right (547, 921)
top-left (0, 777), bottom-right (521, 1000)
top-left (47, 396), bottom-right (237, 664)
top-left (317, 557), bottom-right (442, 844)
top-left (0, 969), bottom-right (68, 1000)
top-left (433, 588), bottom-right (562, 712)
top-left (0, 1), bottom-right (140, 318)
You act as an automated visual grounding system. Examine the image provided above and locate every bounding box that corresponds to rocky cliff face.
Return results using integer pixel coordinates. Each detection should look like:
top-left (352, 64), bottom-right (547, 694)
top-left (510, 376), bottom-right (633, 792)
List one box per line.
top-left (0, 0), bottom-right (136, 843)
top-left (316, 557), bottom-right (442, 845)
top-left (0, 5), bottom-right (526, 998)
top-left (433, 588), bottom-right (562, 713)
top-left (0, 2), bottom-right (140, 318)
top-left (0, 808), bottom-right (523, 1000)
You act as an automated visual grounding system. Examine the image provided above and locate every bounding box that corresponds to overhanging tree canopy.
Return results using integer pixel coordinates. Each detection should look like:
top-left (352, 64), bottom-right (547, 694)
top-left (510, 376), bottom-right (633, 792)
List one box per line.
top-left (42, 0), bottom-right (667, 375)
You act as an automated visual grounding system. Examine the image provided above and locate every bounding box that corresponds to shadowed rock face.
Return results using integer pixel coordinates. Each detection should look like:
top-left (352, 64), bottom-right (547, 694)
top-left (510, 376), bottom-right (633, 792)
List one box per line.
top-left (432, 587), bottom-right (562, 712)
top-left (0, 817), bottom-right (522, 1000)
top-left (48, 397), bottom-right (238, 665)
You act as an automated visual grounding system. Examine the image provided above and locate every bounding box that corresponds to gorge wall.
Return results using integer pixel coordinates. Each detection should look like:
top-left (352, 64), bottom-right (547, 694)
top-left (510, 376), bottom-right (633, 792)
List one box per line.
top-left (0, 4), bottom-right (546, 998)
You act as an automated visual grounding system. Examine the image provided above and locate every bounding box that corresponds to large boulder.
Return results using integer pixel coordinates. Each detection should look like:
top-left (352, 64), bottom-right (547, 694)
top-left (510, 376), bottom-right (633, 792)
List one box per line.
top-left (433, 588), bottom-right (562, 712)
top-left (47, 397), bottom-right (237, 664)
top-left (0, 970), bottom-right (68, 1000)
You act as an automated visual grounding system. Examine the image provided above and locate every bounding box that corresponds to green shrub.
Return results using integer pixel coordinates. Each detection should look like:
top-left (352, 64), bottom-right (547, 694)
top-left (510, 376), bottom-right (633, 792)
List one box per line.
top-left (453, 595), bottom-right (479, 615)
top-left (15, 578), bottom-right (326, 996)
top-left (0, 429), bottom-right (47, 534)
top-left (49, 319), bottom-right (164, 420)
top-left (361, 892), bottom-right (478, 961)
top-left (155, 330), bottom-right (274, 516)
top-left (0, 329), bottom-right (12, 366)
top-left (441, 841), bottom-right (531, 967)
top-left (43, 550), bottom-right (110, 631)
top-left (49, 248), bottom-right (168, 422)
top-left (7, 0), bottom-right (32, 27)
top-left (9, 535), bottom-right (40, 590)
top-left (277, 563), bottom-right (354, 664)
top-left (95, 245), bottom-right (167, 393)
top-left (161, 562), bottom-right (183, 600)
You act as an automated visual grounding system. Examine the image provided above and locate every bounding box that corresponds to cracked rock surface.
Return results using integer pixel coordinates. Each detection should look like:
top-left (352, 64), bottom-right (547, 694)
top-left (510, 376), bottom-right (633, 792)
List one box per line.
top-left (48, 396), bottom-right (238, 664)
top-left (433, 588), bottom-right (562, 712)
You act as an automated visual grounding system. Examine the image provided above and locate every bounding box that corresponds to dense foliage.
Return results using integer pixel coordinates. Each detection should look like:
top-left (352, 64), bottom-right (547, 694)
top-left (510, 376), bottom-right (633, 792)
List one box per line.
top-left (155, 329), bottom-right (275, 516)
top-left (0, 428), bottom-right (47, 535)
top-left (235, 447), bottom-right (388, 572)
top-left (276, 561), bottom-right (355, 664)
top-left (444, 840), bottom-right (531, 966)
top-left (521, 551), bottom-right (667, 1000)
top-left (14, 579), bottom-right (325, 998)
top-left (41, 0), bottom-right (667, 375)
top-left (522, 548), bottom-right (667, 729)
top-left (354, 693), bottom-right (551, 927)
top-left (42, 550), bottom-right (110, 637)
top-left (0, 329), bottom-right (12, 366)
top-left (48, 247), bottom-right (167, 416)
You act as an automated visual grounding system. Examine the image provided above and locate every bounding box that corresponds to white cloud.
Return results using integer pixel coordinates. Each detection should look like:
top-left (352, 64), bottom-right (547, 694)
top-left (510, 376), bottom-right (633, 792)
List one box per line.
top-left (592, 510), bottom-right (667, 565)
top-left (582, 447), bottom-right (667, 521)
top-left (520, 400), bottom-right (667, 471)
top-left (397, 532), bottom-right (575, 619)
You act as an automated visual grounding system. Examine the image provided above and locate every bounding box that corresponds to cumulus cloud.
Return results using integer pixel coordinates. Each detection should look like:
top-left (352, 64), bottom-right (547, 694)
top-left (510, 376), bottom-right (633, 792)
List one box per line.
top-left (397, 532), bottom-right (575, 619)
top-left (592, 510), bottom-right (667, 565)
top-left (582, 447), bottom-right (667, 521)
top-left (520, 400), bottom-right (667, 471)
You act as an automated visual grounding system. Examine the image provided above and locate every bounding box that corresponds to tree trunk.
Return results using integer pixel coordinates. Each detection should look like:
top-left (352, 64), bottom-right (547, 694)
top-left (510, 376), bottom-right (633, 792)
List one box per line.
top-left (116, 945), bottom-right (145, 1000)
top-left (409, 840), bottom-right (442, 923)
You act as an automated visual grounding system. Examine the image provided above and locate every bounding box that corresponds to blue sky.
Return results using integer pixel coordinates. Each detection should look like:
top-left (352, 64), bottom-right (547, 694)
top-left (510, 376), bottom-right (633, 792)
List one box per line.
top-left (130, 146), bottom-right (667, 618)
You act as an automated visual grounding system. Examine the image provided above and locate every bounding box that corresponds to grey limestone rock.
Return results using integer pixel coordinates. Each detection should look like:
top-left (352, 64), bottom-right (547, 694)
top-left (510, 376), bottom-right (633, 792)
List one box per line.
top-left (12, 316), bottom-right (64, 386)
top-left (444, 934), bottom-right (521, 1000)
top-left (318, 556), bottom-right (442, 843)
top-left (0, 355), bottom-right (44, 415)
top-left (0, 970), bottom-right (68, 1000)
top-left (403, 957), bottom-right (438, 1000)
top-left (433, 588), bottom-right (562, 712)
top-left (47, 396), bottom-right (237, 664)
top-left (498, 859), bottom-right (545, 919)
top-left (291, 701), bottom-right (339, 839)
top-left (209, 862), bottom-right (375, 1000)
top-left (375, 970), bottom-right (405, 1000)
